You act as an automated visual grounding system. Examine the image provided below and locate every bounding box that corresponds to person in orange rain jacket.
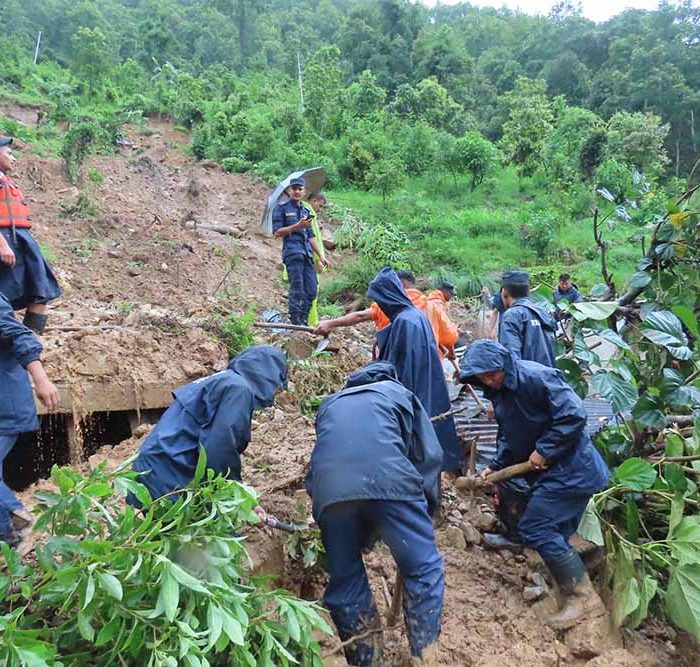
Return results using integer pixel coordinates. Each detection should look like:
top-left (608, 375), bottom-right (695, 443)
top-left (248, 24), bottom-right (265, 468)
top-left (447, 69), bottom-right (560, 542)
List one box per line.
top-left (314, 270), bottom-right (459, 359)
top-left (427, 280), bottom-right (455, 315)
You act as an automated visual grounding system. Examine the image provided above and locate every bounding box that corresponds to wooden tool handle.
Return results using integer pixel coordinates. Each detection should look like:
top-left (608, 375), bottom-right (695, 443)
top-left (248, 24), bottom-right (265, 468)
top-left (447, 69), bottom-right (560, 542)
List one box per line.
top-left (254, 322), bottom-right (315, 333)
top-left (485, 461), bottom-right (534, 484)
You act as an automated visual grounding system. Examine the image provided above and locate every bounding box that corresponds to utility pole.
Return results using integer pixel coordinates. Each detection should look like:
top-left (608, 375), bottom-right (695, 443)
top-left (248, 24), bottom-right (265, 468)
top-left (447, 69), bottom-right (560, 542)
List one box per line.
top-left (33, 31), bottom-right (42, 65)
top-left (297, 52), bottom-right (304, 114)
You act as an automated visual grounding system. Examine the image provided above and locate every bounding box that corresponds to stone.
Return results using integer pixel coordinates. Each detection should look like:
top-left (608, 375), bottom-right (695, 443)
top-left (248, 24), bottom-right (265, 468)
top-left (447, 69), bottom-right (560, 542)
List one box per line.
top-left (459, 520), bottom-right (482, 546)
top-left (444, 526), bottom-right (467, 550)
top-left (127, 267), bottom-right (141, 277)
top-left (273, 409), bottom-right (285, 422)
top-left (160, 262), bottom-right (169, 272)
top-left (523, 586), bottom-right (546, 602)
top-left (584, 649), bottom-right (640, 666)
top-left (566, 613), bottom-right (621, 660)
top-left (530, 572), bottom-right (550, 591)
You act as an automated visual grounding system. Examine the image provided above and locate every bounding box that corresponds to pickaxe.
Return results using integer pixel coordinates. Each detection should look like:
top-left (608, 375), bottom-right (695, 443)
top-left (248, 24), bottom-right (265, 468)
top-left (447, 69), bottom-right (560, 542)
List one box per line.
top-left (253, 321), bottom-right (331, 353)
top-left (454, 460), bottom-right (534, 495)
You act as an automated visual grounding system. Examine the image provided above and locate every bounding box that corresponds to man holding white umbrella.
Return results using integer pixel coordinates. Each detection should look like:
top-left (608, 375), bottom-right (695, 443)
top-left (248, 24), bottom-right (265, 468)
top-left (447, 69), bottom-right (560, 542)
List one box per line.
top-left (272, 176), bottom-right (329, 325)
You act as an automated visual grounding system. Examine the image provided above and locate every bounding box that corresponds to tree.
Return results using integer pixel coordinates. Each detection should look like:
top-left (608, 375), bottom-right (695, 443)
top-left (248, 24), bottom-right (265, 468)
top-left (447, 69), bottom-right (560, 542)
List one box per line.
top-left (445, 132), bottom-right (498, 189)
top-left (303, 45), bottom-right (343, 136)
top-left (71, 26), bottom-right (113, 94)
top-left (344, 69), bottom-right (387, 119)
top-left (606, 111), bottom-right (669, 178)
top-left (500, 77), bottom-right (554, 176)
top-left (365, 157), bottom-right (405, 204)
top-left (546, 105), bottom-right (604, 182)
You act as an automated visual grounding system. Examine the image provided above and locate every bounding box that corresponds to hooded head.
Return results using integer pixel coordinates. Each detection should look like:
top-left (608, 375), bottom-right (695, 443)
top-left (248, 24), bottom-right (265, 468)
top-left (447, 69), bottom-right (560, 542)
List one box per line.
top-left (345, 361), bottom-right (399, 388)
top-left (459, 340), bottom-right (516, 392)
top-left (228, 345), bottom-right (288, 409)
top-left (366, 267), bottom-right (414, 321)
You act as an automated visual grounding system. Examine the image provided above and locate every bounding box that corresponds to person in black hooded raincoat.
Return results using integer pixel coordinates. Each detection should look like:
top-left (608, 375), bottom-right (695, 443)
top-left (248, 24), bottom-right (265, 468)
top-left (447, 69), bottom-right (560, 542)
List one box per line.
top-left (306, 361), bottom-right (444, 667)
top-left (499, 270), bottom-right (557, 367)
top-left (460, 340), bottom-right (609, 631)
top-left (130, 345), bottom-right (287, 504)
top-left (365, 267), bottom-right (460, 472)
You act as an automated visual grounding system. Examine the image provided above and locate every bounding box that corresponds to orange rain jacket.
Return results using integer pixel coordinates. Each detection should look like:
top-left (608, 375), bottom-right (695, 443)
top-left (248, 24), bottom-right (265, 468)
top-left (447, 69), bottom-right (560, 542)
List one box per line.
top-left (0, 174), bottom-right (32, 229)
top-left (370, 288), bottom-right (458, 358)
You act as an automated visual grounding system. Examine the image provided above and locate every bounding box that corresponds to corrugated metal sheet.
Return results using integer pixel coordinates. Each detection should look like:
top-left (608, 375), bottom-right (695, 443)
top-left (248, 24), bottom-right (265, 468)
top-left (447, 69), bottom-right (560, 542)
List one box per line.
top-left (451, 386), bottom-right (614, 468)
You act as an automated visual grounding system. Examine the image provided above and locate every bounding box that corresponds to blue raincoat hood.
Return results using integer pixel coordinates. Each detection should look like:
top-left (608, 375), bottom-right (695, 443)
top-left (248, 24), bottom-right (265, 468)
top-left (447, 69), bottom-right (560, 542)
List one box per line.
top-left (227, 345), bottom-right (287, 410)
top-left (460, 340), bottom-right (517, 390)
top-left (366, 267), bottom-right (414, 320)
top-left (346, 361), bottom-right (399, 388)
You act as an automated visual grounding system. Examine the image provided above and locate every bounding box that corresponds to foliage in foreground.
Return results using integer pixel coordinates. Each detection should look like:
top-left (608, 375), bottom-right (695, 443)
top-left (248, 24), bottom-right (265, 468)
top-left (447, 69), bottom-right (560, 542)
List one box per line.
top-left (558, 183), bottom-right (700, 640)
top-left (0, 458), bottom-right (330, 667)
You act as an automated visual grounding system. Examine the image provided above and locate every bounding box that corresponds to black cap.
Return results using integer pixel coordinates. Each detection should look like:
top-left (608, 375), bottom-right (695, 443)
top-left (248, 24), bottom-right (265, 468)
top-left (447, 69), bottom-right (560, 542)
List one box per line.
top-left (502, 270), bottom-right (530, 286)
top-left (437, 280), bottom-right (455, 293)
top-left (0, 136), bottom-right (13, 147)
top-left (289, 177), bottom-right (305, 187)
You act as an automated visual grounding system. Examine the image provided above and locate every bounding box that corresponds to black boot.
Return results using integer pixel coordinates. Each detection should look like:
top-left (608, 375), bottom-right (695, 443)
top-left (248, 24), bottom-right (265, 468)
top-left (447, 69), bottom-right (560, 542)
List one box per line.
top-left (545, 549), bottom-right (605, 630)
top-left (23, 311), bottom-right (48, 334)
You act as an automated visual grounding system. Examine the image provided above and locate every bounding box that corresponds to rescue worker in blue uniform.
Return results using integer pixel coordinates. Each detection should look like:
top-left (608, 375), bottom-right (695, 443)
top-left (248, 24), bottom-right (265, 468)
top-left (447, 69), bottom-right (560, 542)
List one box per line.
top-left (460, 340), bottom-right (610, 630)
top-left (272, 177), bottom-right (329, 325)
top-left (306, 361), bottom-right (444, 667)
top-left (553, 273), bottom-right (584, 307)
top-left (130, 346), bottom-right (287, 504)
top-left (366, 267), bottom-right (461, 472)
top-left (499, 270), bottom-right (557, 367)
top-left (0, 292), bottom-right (59, 547)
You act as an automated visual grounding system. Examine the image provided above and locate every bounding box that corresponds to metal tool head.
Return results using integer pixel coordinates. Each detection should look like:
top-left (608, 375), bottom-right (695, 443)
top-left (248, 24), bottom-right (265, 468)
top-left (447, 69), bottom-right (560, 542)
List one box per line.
top-left (313, 336), bottom-right (331, 354)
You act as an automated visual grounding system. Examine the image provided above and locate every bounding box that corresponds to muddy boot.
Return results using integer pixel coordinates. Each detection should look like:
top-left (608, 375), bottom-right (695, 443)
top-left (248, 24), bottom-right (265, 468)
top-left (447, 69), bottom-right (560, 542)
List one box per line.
top-left (411, 643), bottom-right (438, 667)
top-left (23, 311), bottom-right (48, 335)
top-left (482, 532), bottom-right (523, 553)
top-left (545, 550), bottom-right (605, 631)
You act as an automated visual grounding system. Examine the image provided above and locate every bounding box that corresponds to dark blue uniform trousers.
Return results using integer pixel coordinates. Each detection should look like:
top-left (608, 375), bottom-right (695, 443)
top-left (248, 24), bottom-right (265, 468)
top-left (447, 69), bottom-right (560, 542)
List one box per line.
top-left (284, 255), bottom-right (317, 325)
top-left (0, 435), bottom-right (23, 542)
top-left (517, 488), bottom-right (591, 562)
top-left (319, 499), bottom-right (444, 666)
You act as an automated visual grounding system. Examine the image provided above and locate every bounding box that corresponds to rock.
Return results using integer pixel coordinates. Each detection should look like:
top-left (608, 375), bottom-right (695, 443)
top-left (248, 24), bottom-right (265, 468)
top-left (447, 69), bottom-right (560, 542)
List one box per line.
top-left (160, 262), bottom-right (169, 272)
top-left (530, 572), bottom-right (550, 591)
top-left (273, 409), bottom-right (284, 422)
top-left (127, 267), bottom-right (141, 277)
top-left (523, 585), bottom-right (546, 602)
top-left (585, 649), bottom-right (640, 666)
top-left (459, 520), bottom-right (481, 545)
top-left (444, 526), bottom-right (467, 550)
top-left (566, 613), bottom-right (621, 660)
top-left (107, 250), bottom-right (121, 258)
top-left (464, 504), bottom-right (496, 531)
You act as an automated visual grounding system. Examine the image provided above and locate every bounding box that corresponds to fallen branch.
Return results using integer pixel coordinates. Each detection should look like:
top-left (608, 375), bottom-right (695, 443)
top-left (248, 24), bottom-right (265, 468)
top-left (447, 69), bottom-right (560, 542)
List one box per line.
top-left (322, 623), bottom-right (402, 658)
top-left (649, 454), bottom-right (700, 464)
top-left (431, 403), bottom-right (484, 422)
top-left (184, 221), bottom-right (241, 236)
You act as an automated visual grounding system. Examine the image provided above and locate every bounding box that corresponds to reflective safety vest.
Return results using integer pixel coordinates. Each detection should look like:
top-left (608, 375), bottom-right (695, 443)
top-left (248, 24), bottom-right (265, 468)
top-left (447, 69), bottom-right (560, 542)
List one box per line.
top-left (0, 173), bottom-right (32, 230)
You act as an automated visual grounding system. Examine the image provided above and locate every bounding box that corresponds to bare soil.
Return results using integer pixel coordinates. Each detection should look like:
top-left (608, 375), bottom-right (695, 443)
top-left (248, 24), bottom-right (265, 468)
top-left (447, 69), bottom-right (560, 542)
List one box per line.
top-left (6, 104), bottom-right (688, 666)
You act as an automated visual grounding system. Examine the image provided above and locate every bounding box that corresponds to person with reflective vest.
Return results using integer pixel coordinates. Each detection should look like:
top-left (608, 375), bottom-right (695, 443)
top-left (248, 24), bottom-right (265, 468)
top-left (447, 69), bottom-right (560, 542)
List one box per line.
top-left (0, 137), bottom-right (61, 334)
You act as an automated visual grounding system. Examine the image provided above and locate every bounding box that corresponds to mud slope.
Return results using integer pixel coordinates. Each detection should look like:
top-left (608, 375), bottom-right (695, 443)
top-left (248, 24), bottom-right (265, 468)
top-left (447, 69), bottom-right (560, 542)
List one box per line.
top-left (6, 107), bottom-right (686, 666)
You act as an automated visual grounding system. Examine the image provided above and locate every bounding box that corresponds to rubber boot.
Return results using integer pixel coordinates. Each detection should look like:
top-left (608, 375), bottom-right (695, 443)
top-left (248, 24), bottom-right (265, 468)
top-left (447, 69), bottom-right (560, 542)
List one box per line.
top-left (482, 532), bottom-right (523, 552)
top-left (545, 549), bottom-right (605, 631)
top-left (23, 311), bottom-right (48, 334)
top-left (411, 643), bottom-right (438, 667)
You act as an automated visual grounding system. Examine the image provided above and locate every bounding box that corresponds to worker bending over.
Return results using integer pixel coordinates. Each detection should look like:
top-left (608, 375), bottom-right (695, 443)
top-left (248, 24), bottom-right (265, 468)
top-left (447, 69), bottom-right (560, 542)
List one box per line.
top-left (315, 270), bottom-right (458, 360)
top-left (365, 267), bottom-right (461, 471)
top-left (0, 292), bottom-right (60, 548)
top-left (306, 362), bottom-right (444, 667)
top-left (460, 340), bottom-right (609, 630)
top-left (129, 346), bottom-right (287, 504)
top-left (0, 137), bottom-right (61, 333)
top-left (499, 270), bottom-right (556, 366)
top-left (427, 280), bottom-right (455, 315)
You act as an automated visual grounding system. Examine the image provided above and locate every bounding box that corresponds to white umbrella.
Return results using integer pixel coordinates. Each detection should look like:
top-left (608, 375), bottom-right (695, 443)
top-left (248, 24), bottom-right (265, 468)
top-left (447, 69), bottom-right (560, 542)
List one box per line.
top-left (260, 167), bottom-right (327, 235)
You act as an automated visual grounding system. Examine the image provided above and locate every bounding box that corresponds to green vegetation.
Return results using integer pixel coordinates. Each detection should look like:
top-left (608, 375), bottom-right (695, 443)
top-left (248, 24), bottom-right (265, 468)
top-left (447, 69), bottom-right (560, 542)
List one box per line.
top-left (0, 458), bottom-right (330, 666)
top-left (218, 309), bottom-right (257, 358)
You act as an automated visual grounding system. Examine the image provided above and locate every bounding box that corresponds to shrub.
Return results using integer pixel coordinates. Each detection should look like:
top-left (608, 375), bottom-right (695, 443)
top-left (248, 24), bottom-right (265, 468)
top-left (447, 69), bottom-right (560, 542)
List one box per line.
top-left (219, 308), bottom-right (256, 356)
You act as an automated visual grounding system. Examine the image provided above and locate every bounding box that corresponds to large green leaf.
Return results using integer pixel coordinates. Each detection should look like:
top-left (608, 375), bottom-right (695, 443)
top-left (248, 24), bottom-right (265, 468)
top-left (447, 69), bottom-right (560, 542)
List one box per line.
top-left (666, 564), bottom-right (700, 641)
top-left (598, 328), bottom-right (631, 351)
top-left (628, 271), bottom-right (652, 289)
top-left (640, 311), bottom-right (693, 360)
top-left (570, 301), bottom-right (618, 322)
top-left (672, 305), bottom-right (700, 339)
top-left (557, 358), bottom-right (588, 399)
top-left (631, 393), bottom-right (667, 429)
top-left (671, 517), bottom-right (700, 566)
top-left (592, 371), bottom-right (637, 414)
top-left (577, 499), bottom-right (604, 546)
top-left (628, 575), bottom-right (658, 629)
top-left (612, 544), bottom-right (640, 627)
top-left (613, 457), bottom-right (657, 491)
top-left (573, 334), bottom-right (600, 365)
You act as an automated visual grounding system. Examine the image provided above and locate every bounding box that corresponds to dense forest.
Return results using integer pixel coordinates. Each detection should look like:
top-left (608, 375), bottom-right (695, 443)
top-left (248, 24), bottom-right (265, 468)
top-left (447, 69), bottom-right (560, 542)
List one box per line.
top-left (2, 1), bottom-right (699, 291)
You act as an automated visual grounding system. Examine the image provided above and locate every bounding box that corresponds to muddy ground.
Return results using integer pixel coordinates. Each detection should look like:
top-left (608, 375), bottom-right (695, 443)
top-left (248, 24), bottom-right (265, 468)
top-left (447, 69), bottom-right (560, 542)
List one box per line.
top-left (5, 105), bottom-right (694, 666)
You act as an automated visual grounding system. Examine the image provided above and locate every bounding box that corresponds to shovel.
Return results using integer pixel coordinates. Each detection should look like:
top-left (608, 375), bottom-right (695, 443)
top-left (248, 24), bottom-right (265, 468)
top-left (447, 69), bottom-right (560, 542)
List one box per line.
top-left (253, 322), bottom-right (331, 353)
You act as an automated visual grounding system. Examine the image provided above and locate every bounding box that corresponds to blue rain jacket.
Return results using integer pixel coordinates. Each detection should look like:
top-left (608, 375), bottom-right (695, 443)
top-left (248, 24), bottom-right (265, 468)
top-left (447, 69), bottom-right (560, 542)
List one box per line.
top-left (0, 292), bottom-right (42, 434)
top-left (460, 340), bottom-right (609, 494)
top-left (553, 285), bottom-right (584, 306)
top-left (272, 199), bottom-right (315, 262)
top-left (499, 296), bottom-right (557, 367)
top-left (307, 362), bottom-right (443, 520)
top-left (132, 345), bottom-right (287, 502)
top-left (366, 268), bottom-right (461, 471)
